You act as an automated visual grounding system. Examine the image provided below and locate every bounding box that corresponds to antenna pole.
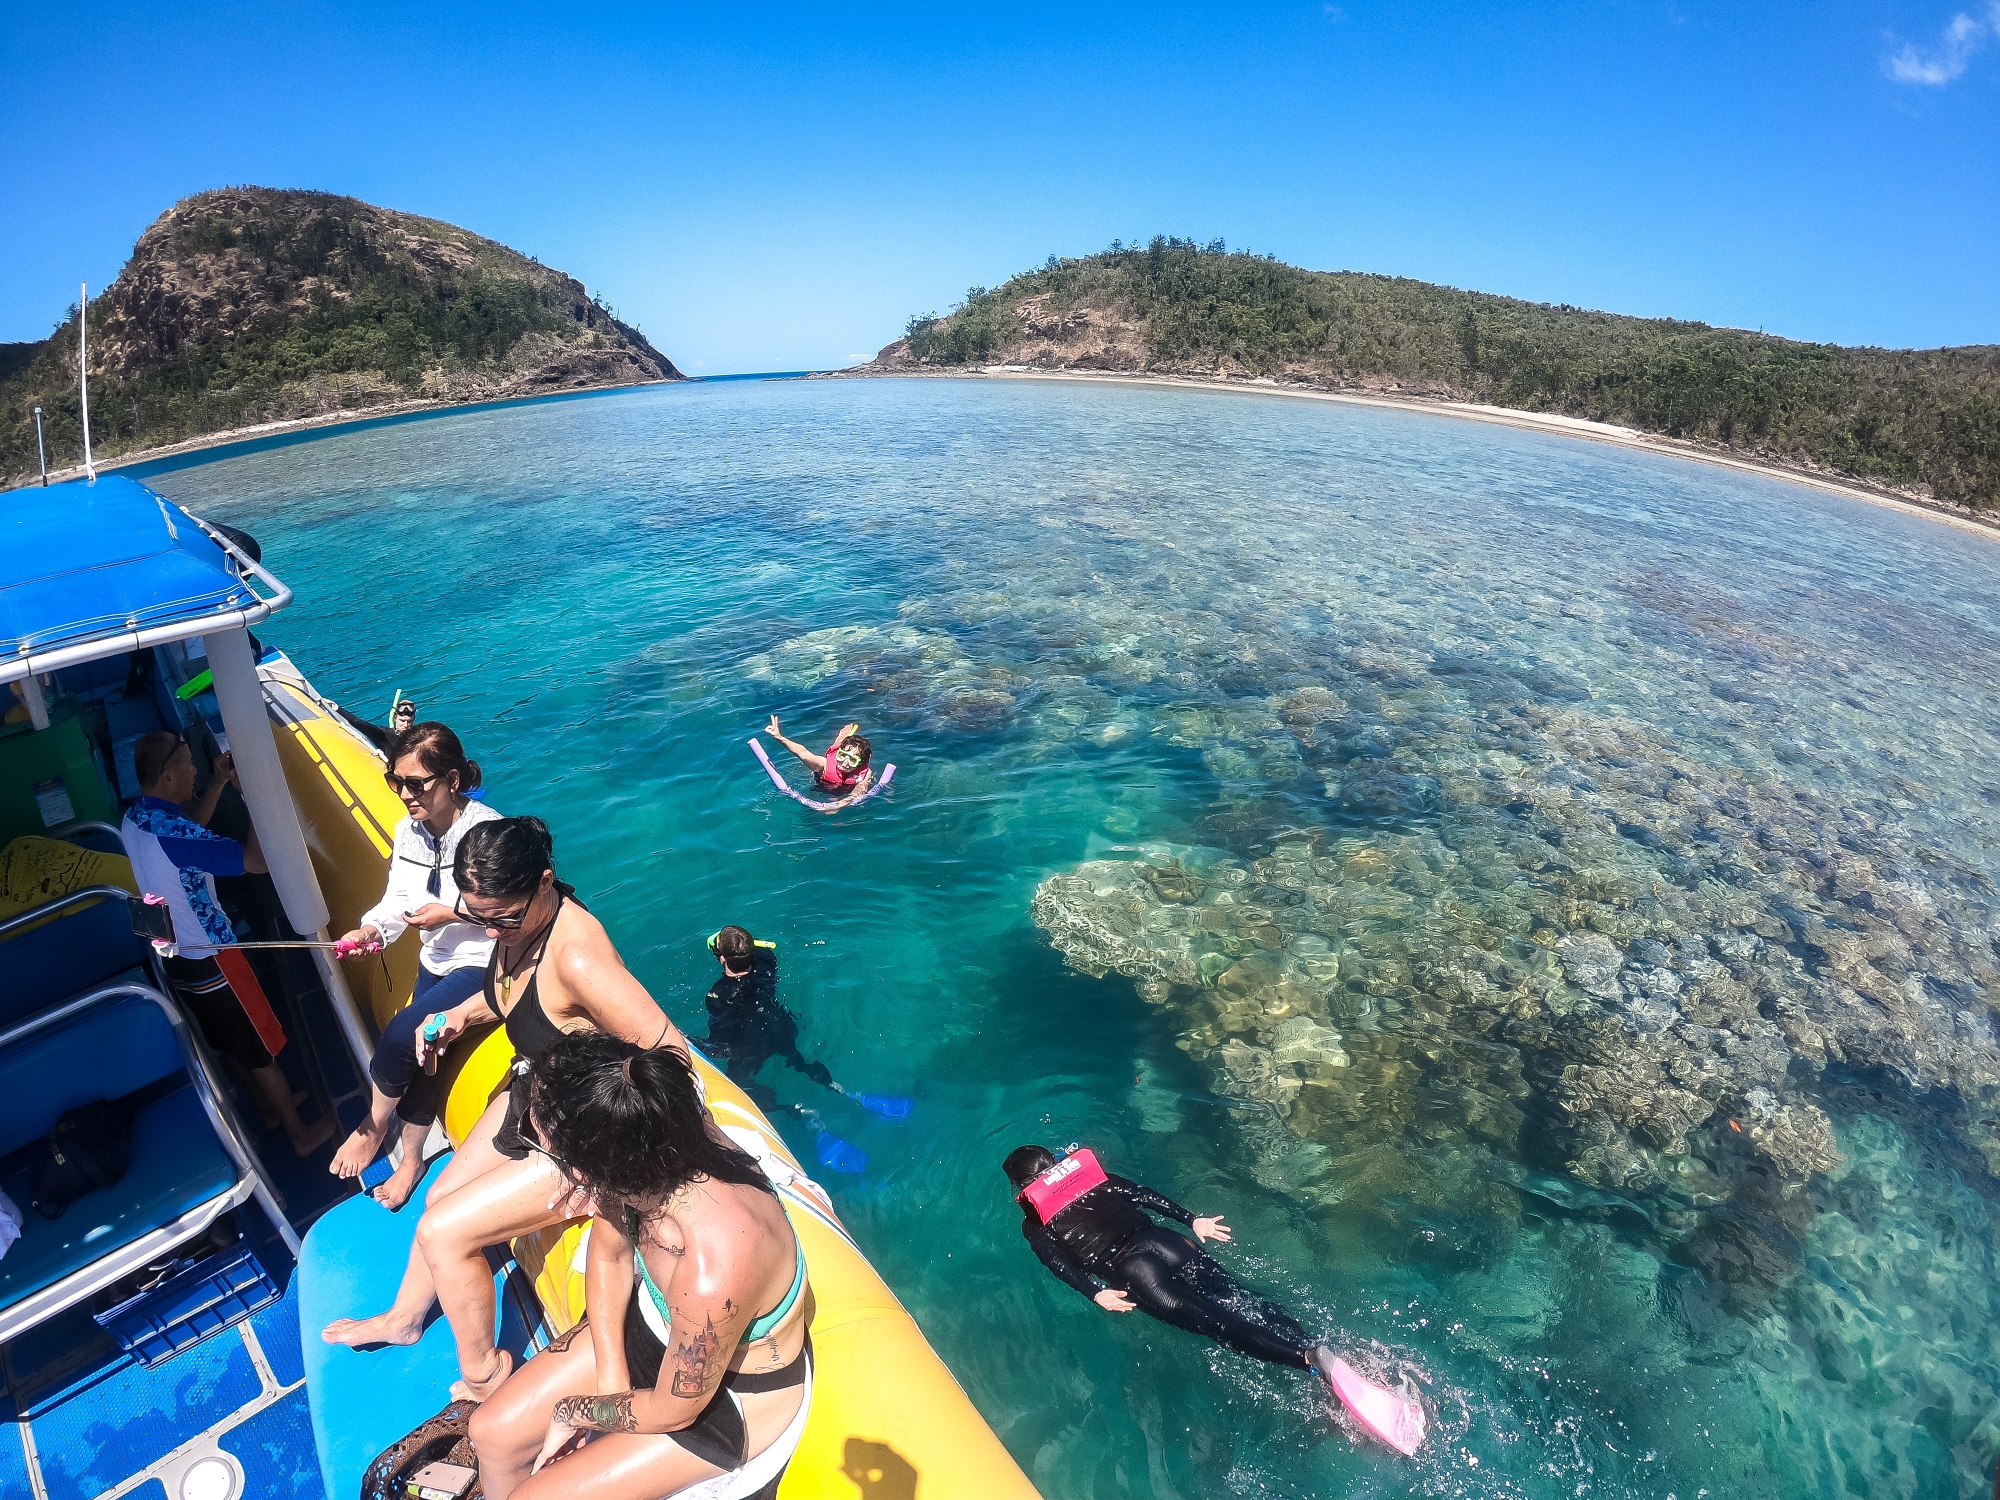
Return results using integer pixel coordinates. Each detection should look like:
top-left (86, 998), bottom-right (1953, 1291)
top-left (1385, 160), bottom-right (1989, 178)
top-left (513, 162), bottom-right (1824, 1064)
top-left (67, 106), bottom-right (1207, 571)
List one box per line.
top-left (78, 282), bottom-right (95, 481)
top-left (33, 407), bottom-right (47, 486)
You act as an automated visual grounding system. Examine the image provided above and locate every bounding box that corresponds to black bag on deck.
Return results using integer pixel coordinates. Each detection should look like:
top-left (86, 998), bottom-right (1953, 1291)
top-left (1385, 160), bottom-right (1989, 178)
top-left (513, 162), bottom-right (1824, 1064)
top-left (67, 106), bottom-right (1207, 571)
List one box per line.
top-left (360, 1399), bottom-right (483, 1500)
top-left (31, 1099), bottom-right (135, 1219)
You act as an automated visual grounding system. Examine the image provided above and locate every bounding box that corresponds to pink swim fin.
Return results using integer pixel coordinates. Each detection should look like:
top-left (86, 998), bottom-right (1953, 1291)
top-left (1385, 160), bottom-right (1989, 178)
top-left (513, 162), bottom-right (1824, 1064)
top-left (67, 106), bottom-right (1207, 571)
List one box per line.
top-left (1323, 1355), bottom-right (1426, 1456)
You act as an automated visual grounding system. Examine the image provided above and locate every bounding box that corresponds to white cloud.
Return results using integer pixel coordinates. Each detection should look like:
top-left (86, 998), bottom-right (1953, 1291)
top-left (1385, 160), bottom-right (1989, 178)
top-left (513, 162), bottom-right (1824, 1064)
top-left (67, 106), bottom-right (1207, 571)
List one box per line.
top-left (1887, 3), bottom-right (2000, 85)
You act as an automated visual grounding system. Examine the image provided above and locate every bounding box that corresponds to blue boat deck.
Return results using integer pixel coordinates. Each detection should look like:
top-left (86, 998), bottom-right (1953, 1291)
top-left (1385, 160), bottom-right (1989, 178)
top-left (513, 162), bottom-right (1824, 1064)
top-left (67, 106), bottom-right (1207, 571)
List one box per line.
top-left (5, 1275), bottom-right (318, 1500)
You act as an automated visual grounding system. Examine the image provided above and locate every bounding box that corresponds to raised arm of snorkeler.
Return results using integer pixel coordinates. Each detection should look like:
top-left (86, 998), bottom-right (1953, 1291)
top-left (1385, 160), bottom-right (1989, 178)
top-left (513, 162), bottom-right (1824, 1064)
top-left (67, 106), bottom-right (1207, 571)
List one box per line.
top-left (534, 1201), bottom-right (759, 1466)
top-left (763, 715), bottom-right (827, 774)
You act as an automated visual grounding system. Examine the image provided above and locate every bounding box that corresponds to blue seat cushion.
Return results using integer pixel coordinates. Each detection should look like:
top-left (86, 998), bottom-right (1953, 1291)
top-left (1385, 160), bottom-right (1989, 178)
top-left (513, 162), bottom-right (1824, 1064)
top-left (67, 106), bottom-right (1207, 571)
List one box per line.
top-left (0, 902), bottom-right (149, 1032)
top-left (300, 1159), bottom-right (532, 1500)
top-left (0, 1087), bottom-right (237, 1311)
top-left (0, 991), bottom-right (183, 1158)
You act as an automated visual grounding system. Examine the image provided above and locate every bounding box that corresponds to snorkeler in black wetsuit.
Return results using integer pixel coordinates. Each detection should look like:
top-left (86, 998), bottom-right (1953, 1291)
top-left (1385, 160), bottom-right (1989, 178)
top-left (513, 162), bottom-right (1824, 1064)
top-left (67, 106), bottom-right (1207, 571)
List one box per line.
top-left (700, 925), bottom-right (840, 1116)
top-left (1004, 1144), bottom-right (1331, 1373)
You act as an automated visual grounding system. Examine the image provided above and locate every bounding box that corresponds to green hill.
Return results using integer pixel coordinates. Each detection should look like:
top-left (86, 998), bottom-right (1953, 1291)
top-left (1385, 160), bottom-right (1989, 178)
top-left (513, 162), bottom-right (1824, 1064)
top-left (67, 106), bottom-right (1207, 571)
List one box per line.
top-left (4, 187), bottom-right (680, 484)
top-left (876, 238), bottom-right (2000, 510)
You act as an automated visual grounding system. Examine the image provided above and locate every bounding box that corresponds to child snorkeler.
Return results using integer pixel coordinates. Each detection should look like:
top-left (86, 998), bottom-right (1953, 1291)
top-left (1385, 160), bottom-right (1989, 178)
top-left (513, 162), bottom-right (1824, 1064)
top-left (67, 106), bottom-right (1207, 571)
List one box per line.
top-left (764, 717), bottom-right (874, 800)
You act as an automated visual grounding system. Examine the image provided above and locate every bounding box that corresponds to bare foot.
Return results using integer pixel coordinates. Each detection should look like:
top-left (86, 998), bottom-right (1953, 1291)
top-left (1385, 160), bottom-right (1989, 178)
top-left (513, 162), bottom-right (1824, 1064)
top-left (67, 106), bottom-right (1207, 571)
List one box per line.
top-left (448, 1347), bottom-right (513, 1403)
top-left (330, 1116), bottom-right (390, 1178)
top-left (322, 1309), bottom-right (426, 1348)
top-left (288, 1114), bottom-right (339, 1158)
top-left (258, 1091), bottom-right (311, 1131)
top-left (372, 1152), bottom-right (426, 1211)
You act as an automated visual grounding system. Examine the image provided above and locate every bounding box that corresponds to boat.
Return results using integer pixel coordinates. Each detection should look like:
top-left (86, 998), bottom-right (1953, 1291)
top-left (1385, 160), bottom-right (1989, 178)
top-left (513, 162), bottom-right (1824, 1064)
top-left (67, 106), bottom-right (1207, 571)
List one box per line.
top-left (0, 472), bottom-right (1039, 1500)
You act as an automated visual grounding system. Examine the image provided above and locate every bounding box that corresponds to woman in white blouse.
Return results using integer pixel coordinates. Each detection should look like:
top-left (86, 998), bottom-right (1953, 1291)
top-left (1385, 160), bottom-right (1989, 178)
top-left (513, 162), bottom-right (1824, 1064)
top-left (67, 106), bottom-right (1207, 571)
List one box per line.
top-left (328, 722), bottom-right (501, 1209)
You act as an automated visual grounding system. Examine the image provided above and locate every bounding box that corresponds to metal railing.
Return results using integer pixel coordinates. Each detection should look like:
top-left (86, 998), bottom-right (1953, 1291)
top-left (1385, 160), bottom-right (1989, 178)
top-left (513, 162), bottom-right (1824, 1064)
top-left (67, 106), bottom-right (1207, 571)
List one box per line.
top-left (0, 884), bottom-right (137, 943)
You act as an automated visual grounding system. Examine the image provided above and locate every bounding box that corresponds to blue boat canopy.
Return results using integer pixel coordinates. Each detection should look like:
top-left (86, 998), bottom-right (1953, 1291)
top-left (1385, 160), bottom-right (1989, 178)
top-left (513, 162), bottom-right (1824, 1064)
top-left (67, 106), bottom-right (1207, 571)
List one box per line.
top-left (1, 475), bottom-right (288, 682)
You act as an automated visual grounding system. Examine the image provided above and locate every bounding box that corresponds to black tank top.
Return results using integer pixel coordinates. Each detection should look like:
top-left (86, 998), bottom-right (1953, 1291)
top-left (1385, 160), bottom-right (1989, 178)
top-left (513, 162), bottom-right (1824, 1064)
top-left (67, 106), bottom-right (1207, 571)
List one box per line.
top-left (484, 904), bottom-right (568, 1062)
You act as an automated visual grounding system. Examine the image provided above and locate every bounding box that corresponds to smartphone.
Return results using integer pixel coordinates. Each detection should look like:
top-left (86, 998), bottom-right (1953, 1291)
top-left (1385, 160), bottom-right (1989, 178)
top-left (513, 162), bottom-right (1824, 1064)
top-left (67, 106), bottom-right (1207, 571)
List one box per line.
top-left (404, 1460), bottom-right (477, 1500)
top-left (128, 896), bottom-right (176, 945)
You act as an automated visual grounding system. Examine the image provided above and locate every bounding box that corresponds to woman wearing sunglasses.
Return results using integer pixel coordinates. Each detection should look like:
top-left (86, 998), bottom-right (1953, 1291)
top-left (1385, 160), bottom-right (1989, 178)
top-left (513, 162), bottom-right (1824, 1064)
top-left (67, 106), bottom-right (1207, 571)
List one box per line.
top-left (323, 815), bottom-right (687, 1406)
top-left (328, 722), bottom-right (501, 1210)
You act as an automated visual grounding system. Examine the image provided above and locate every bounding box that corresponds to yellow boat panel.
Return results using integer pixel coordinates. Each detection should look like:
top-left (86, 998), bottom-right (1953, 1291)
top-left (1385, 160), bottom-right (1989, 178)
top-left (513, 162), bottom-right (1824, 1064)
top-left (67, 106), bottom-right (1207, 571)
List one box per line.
top-left (264, 678), bottom-right (416, 1029)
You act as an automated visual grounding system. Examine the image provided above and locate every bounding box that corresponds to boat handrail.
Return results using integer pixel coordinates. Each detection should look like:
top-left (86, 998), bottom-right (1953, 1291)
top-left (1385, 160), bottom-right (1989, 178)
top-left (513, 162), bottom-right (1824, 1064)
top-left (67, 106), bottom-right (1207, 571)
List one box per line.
top-left (0, 510), bottom-right (293, 688)
top-left (46, 818), bottom-right (128, 851)
top-left (0, 884), bottom-right (136, 943)
top-left (0, 979), bottom-right (299, 1257)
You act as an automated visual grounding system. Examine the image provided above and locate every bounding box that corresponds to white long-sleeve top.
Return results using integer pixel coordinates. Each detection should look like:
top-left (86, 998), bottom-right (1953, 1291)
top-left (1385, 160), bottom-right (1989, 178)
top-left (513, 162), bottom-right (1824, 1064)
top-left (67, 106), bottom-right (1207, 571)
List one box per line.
top-left (357, 797), bottom-right (503, 976)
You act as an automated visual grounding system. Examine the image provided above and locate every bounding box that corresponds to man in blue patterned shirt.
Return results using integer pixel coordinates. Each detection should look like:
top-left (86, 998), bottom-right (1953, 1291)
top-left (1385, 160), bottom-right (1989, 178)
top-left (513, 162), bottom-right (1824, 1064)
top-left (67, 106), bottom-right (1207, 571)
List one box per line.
top-left (123, 731), bottom-right (335, 1157)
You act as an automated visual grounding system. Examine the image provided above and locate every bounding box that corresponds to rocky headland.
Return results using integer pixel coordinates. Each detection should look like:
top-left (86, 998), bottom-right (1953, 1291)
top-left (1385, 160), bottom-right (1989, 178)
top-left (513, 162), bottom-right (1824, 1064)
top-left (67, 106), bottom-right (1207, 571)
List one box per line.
top-left (843, 238), bottom-right (2000, 515)
top-left (3, 188), bottom-right (681, 485)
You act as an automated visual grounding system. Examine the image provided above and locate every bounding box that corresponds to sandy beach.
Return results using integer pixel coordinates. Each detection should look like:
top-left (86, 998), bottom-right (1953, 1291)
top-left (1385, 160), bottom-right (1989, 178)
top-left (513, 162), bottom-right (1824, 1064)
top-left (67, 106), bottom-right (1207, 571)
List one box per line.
top-left (7, 378), bottom-right (674, 492)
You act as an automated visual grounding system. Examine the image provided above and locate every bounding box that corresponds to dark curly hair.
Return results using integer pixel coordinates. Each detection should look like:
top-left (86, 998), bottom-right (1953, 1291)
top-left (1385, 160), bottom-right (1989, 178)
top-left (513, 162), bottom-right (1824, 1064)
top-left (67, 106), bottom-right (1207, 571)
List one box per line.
top-left (530, 1032), bottom-right (771, 1206)
top-left (454, 815), bottom-right (577, 904)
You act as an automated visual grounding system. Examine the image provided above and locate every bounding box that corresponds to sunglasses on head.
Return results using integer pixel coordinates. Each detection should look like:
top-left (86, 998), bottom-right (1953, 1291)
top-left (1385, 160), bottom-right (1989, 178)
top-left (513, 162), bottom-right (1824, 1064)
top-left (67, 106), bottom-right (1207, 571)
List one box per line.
top-left (454, 892), bottom-right (535, 929)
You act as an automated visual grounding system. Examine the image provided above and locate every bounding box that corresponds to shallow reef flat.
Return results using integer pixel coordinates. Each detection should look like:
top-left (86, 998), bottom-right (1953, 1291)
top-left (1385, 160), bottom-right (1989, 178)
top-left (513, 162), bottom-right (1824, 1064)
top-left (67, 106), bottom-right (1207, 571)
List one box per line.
top-left (161, 377), bottom-right (2000, 1498)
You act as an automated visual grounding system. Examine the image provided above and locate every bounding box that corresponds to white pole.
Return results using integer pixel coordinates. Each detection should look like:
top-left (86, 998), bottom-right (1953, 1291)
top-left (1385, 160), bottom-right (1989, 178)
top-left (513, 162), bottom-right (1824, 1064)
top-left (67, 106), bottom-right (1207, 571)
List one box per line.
top-left (204, 625), bottom-right (375, 1075)
top-left (205, 626), bottom-right (329, 935)
top-left (78, 282), bottom-right (96, 481)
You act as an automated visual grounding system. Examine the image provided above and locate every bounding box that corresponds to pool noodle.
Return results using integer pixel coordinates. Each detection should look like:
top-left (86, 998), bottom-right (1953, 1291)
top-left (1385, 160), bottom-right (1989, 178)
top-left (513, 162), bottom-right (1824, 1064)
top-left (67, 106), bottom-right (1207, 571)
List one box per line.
top-left (750, 738), bottom-right (896, 812)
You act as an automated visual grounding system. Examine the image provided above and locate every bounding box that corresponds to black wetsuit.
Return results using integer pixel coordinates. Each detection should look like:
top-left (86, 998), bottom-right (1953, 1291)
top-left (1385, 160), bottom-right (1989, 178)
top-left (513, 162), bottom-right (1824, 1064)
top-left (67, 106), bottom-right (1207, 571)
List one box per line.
top-left (700, 946), bottom-right (833, 1112)
top-left (1023, 1173), bottom-right (1313, 1369)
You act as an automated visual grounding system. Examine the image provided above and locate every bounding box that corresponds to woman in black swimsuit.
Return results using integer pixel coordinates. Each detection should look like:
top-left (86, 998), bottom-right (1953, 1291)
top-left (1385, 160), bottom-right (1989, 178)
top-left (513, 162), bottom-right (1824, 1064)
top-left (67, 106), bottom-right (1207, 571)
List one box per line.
top-left (322, 817), bottom-right (688, 1401)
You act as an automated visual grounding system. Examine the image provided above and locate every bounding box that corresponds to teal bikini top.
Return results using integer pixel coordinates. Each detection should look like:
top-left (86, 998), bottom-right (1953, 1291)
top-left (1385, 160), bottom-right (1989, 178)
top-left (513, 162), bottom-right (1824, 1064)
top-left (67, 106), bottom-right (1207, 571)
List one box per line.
top-left (630, 1210), bottom-right (806, 1344)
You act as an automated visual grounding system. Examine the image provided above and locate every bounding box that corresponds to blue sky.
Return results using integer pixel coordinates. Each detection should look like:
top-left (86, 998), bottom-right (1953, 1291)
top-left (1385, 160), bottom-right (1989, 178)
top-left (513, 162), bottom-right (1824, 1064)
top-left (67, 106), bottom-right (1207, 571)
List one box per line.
top-left (2, 2), bottom-right (1995, 373)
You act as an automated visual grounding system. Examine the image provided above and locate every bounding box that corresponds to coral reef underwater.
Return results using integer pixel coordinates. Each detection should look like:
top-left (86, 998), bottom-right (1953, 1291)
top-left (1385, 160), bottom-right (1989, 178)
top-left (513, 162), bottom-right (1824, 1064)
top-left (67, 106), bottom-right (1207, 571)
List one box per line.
top-left (748, 462), bottom-right (2000, 1323)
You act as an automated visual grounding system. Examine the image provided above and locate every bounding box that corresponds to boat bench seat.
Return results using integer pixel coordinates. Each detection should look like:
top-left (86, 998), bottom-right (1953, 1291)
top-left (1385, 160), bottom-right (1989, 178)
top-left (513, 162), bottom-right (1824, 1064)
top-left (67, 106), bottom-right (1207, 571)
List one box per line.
top-left (0, 900), bottom-right (150, 1031)
top-left (0, 995), bottom-right (237, 1314)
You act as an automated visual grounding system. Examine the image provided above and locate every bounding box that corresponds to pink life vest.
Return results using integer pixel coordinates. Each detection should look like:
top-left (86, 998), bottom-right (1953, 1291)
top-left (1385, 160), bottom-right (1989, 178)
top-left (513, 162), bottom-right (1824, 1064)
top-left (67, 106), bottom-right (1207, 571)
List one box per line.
top-left (1018, 1148), bottom-right (1109, 1223)
top-left (819, 739), bottom-right (863, 789)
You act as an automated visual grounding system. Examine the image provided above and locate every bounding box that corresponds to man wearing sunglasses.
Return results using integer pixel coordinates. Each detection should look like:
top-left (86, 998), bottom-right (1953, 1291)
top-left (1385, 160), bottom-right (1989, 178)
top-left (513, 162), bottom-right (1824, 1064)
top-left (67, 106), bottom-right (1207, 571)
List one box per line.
top-left (329, 722), bottom-right (501, 1209)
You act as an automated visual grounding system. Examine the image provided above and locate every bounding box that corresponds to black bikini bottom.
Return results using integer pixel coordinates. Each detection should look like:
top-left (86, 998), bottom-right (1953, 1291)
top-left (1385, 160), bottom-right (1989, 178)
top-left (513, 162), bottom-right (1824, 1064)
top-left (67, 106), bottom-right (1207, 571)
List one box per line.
top-left (492, 1060), bottom-right (533, 1161)
top-left (622, 1298), bottom-right (810, 1470)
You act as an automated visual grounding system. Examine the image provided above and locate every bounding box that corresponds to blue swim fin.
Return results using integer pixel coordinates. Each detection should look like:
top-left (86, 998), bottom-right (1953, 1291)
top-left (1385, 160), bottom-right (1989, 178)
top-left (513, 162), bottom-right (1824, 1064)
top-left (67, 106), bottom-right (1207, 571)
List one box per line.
top-left (815, 1130), bottom-right (869, 1174)
top-left (851, 1092), bottom-right (912, 1121)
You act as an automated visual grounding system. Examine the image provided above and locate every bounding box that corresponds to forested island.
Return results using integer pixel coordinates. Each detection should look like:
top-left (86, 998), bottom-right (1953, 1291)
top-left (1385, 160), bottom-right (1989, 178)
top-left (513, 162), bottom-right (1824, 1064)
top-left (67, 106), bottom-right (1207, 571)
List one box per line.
top-left (868, 239), bottom-right (2000, 511)
top-left (2, 188), bottom-right (680, 485)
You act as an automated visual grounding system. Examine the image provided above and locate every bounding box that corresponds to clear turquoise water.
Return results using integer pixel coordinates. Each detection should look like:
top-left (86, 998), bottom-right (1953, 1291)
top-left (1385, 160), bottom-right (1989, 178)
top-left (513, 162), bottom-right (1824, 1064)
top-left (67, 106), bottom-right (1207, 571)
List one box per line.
top-left (150, 378), bottom-right (2000, 1500)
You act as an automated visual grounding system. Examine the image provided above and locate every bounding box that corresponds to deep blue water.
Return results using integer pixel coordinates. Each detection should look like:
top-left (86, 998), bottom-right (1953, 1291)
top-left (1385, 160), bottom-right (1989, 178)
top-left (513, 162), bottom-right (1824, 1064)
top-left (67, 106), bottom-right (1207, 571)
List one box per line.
top-left (152, 377), bottom-right (2000, 1499)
